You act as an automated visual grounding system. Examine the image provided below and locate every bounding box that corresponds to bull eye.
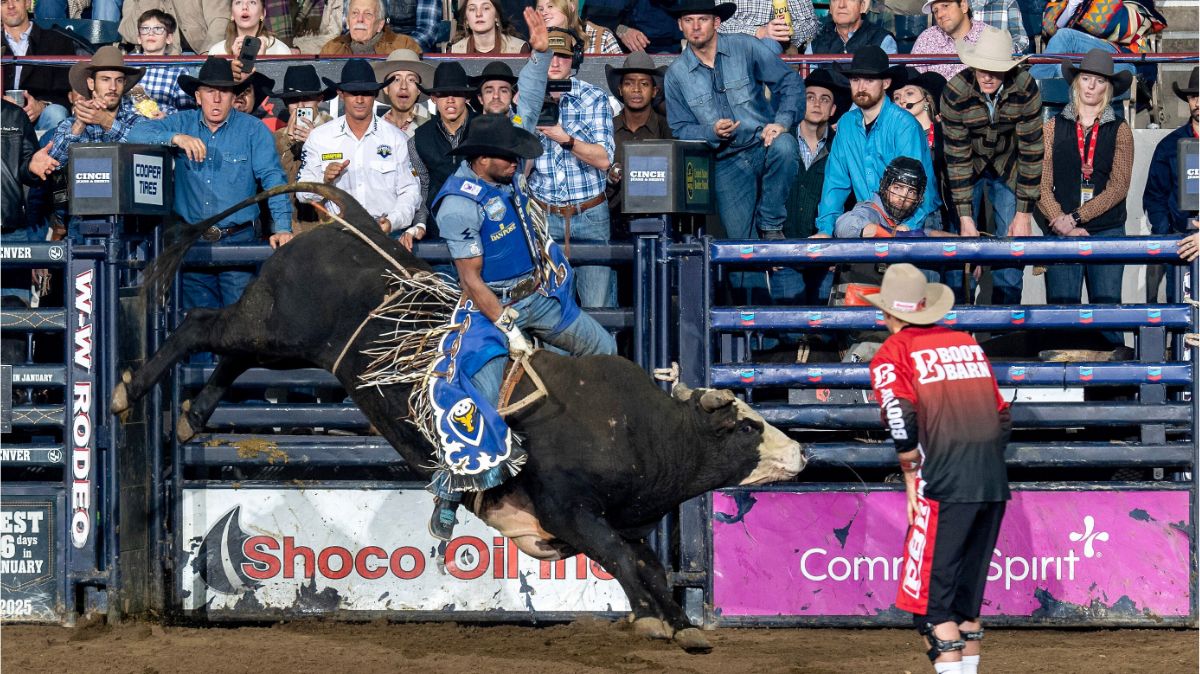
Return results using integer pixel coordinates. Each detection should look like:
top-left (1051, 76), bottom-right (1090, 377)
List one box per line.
top-left (738, 420), bottom-right (758, 435)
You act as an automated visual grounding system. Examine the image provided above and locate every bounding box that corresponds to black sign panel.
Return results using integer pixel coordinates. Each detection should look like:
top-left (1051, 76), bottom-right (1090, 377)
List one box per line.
top-left (1, 365), bottom-right (10, 434)
top-left (1, 492), bottom-right (62, 622)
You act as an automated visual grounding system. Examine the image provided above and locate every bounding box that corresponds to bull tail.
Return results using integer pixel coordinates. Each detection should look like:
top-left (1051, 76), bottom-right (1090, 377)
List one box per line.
top-left (142, 182), bottom-right (380, 305)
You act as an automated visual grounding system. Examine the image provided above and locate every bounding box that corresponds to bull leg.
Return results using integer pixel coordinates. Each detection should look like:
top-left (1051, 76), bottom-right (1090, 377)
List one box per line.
top-left (112, 308), bottom-right (225, 414)
top-left (176, 354), bottom-right (255, 443)
top-left (534, 501), bottom-right (712, 653)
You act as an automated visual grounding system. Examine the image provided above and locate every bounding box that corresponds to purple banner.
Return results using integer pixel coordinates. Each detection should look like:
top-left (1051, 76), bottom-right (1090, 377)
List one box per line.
top-left (713, 490), bottom-right (1192, 619)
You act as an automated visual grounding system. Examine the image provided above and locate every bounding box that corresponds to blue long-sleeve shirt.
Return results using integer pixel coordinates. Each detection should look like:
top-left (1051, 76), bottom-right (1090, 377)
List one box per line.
top-left (1144, 123), bottom-right (1198, 235)
top-left (815, 98), bottom-right (939, 235)
top-left (664, 32), bottom-right (804, 157)
top-left (125, 108), bottom-right (293, 233)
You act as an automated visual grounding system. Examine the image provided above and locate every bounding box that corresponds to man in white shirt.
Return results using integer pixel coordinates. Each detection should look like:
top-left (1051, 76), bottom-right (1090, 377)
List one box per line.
top-left (298, 58), bottom-right (421, 241)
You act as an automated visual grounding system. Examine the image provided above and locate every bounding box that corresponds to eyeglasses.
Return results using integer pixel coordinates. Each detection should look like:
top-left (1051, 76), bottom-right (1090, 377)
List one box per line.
top-left (138, 25), bottom-right (167, 35)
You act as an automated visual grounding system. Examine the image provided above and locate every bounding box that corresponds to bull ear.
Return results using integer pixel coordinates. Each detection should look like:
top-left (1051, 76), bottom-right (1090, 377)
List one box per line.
top-left (699, 389), bottom-right (736, 412)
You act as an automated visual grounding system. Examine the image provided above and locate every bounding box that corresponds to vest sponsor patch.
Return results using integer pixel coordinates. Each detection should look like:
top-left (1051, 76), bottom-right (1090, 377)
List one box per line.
top-left (460, 181), bottom-right (482, 196)
top-left (484, 196), bottom-right (506, 222)
top-left (321, 152), bottom-right (343, 161)
top-left (376, 144), bottom-right (392, 158)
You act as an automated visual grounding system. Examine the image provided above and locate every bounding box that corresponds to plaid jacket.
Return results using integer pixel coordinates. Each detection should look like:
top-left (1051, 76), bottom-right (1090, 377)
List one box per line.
top-left (940, 68), bottom-right (1044, 217)
top-left (140, 64), bottom-right (195, 111)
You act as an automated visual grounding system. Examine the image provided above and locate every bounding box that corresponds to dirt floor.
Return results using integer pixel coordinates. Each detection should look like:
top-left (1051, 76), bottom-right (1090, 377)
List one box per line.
top-left (2, 619), bottom-right (1196, 674)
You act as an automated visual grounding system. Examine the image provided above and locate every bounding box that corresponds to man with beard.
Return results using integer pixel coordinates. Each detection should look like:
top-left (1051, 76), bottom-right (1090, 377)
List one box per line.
top-left (816, 47), bottom-right (937, 237)
top-left (47, 47), bottom-right (172, 168)
top-left (1144, 66), bottom-right (1199, 301)
top-left (126, 56), bottom-right (292, 312)
top-left (470, 61), bottom-right (520, 116)
top-left (427, 114), bottom-right (617, 540)
top-left (298, 59), bottom-right (421, 246)
top-left (603, 51), bottom-right (670, 238)
top-left (664, 0), bottom-right (802, 248)
top-left (320, 0), bottom-right (422, 55)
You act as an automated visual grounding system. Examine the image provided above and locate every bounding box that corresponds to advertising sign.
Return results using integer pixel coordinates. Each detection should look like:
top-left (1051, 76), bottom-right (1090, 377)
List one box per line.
top-left (1, 495), bottom-right (61, 622)
top-left (713, 489), bottom-right (1192, 622)
top-left (131, 154), bottom-right (164, 206)
top-left (181, 488), bottom-right (629, 615)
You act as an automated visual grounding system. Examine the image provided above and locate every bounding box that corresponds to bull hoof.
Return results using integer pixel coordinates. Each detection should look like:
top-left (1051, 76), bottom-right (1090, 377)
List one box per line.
top-left (110, 377), bottom-right (131, 415)
top-left (632, 617), bottom-right (673, 641)
top-left (673, 628), bottom-right (712, 654)
top-left (177, 414), bottom-right (196, 444)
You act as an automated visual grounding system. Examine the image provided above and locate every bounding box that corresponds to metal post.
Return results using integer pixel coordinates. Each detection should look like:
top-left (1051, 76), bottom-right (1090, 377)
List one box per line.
top-left (103, 228), bottom-right (121, 620)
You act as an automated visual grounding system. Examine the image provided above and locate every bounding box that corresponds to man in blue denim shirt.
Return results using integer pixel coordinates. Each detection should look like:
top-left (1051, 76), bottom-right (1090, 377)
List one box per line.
top-left (663, 0), bottom-right (802, 242)
top-left (126, 57), bottom-right (292, 312)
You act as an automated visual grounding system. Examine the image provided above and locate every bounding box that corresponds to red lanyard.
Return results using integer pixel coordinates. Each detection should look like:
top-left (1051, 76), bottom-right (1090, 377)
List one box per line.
top-left (1076, 122), bottom-right (1098, 181)
top-left (926, 125), bottom-right (935, 149)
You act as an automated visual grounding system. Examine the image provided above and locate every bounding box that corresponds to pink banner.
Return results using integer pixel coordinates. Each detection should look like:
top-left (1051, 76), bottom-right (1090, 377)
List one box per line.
top-left (713, 489), bottom-right (1192, 619)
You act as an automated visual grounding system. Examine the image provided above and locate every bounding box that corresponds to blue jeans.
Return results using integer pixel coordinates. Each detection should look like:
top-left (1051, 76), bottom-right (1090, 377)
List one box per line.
top-left (715, 134), bottom-right (799, 238)
top-left (546, 200), bottom-right (614, 308)
top-left (34, 104), bottom-right (68, 133)
top-left (1017, 0), bottom-right (1047, 49)
top-left (434, 291), bottom-right (616, 500)
top-left (1031, 29), bottom-right (1138, 80)
top-left (181, 228), bottom-right (256, 313)
top-left (1044, 226), bottom-right (1125, 345)
top-left (35, 0), bottom-right (123, 22)
top-left (960, 177), bottom-right (1022, 305)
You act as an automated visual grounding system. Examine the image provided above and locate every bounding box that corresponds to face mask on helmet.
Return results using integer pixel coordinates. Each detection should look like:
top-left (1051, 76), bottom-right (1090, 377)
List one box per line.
top-left (878, 158), bottom-right (927, 223)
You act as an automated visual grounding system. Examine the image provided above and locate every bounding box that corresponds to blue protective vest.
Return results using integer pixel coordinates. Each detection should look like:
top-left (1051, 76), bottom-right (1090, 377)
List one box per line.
top-left (433, 176), bottom-right (536, 284)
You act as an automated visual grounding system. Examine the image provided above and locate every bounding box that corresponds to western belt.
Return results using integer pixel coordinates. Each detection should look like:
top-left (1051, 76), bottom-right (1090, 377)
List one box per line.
top-left (201, 220), bottom-right (255, 243)
top-left (529, 193), bottom-right (606, 256)
top-left (495, 275), bottom-right (541, 305)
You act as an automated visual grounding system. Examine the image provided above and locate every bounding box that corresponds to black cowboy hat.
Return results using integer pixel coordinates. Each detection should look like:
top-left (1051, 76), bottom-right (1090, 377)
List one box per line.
top-left (330, 58), bottom-right (385, 94)
top-left (178, 56), bottom-right (252, 98)
top-left (605, 51), bottom-right (666, 102)
top-left (272, 64), bottom-right (336, 101)
top-left (667, 0), bottom-right (737, 20)
top-left (804, 67), bottom-right (852, 123)
top-left (420, 61), bottom-right (477, 97)
top-left (1172, 66), bottom-right (1198, 102)
top-left (888, 66), bottom-right (947, 104)
top-left (469, 61), bottom-right (519, 90)
top-left (1062, 49), bottom-right (1133, 99)
top-left (836, 46), bottom-right (905, 80)
top-left (449, 113), bottom-right (543, 161)
top-left (242, 71), bottom-right (276, 110)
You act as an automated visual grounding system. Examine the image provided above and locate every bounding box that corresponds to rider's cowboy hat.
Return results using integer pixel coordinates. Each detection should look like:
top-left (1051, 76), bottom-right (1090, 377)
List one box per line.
top-left (1061, 48), bottom-right (1132, 99)
top-left (865, 263), bottom-right (955, 325)
top-left (68, 45), bottom-right (144, 97)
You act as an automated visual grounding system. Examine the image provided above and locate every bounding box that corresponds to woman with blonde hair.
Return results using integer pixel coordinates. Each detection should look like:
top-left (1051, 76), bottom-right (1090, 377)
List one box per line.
top-left (535, 0), bottom-right (621, 54)
top-left (449, 0), bottom-right (530, 54)
top-left (207, 0), bottom-right (292, 56)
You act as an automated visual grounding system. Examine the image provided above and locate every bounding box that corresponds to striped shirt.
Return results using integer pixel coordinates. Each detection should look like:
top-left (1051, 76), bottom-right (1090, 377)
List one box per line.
top-left (940, 67), bottom-right (1043, 217)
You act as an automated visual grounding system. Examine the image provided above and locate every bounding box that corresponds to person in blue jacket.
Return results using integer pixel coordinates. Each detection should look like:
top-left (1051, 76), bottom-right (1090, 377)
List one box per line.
top-left (1144, 66), bottom-right (1198, 301)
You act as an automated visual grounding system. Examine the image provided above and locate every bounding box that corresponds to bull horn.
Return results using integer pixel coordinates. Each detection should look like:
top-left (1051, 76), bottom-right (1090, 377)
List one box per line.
top-left (671, 381), bottom-right (693, 402)
top-left (699, 388), bottom-right (736, 412)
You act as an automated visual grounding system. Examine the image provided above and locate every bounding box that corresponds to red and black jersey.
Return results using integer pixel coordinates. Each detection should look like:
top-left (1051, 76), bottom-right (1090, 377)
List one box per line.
top-left (870, 325), bottom-right (1011, 503)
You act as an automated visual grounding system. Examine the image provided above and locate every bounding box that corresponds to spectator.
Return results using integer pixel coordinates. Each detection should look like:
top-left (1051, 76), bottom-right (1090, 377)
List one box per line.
top-left (773, 67), bottom-right (848, 309)
top-left (1, 98), bottom-right (58, 304)
top-left (321, 0), bottom-right (423, 54)
top-left (299, 59), bottom-right (422, 247)
top-left (373, 48), bottom-right (434, 133)
top-left (208, 0), bottom-right (293, 55)
top-left (589, 0), bottom-right (683, 54)
top-left (604, 51), bottom-right (671, 238)
top-left (806, 0), bottom-right (897, 55)
top-left (1038, 50), bottom-right (1133, 345)
top-left (529, 28), bottom-right (616, 307)
top-left (968, 0), bottom-right (1027, 54)
top-left (34, 0), bottom-right (121, 23)
top-left (536, 0), bottom-right (622, 54)
top-left (413, 61), bottom-right (476, 236)
top-left (271, 64), bottom-right (336, 235)
top-left (469, 61), bottom-right (519, 115)
top-left (1030, 27), bottom-right (1136, 82)
top-left (666, 0), bottom-right (802, 247)
top-left (940, 26), bottom-right (1042, 305)
top-left (1144, 67), bottom-right (1199, 301)
top-left (911, 0), bottom-right (983, 81)
top-left (890, 67), bottom-right (950, 231)
top-left (48, 47), bottom-right (171, 170)
top-left (131, 10), bottom-right (194, 111)
top-left (815, 47), bottom-right (937, 237)
top-left (718, 0), bottom-right (819, 52)
top-left (119, 0), bottom-right (230, 54)
top-left (835, 156), bottom-right (929, 238)
top-left (231, 71), bottom-right (280, 130)
top-left (125, 56), bottom-right (293, 311)
top-left (263, 0), bottom-right (295, 42)
top-left (450, 0), bottom-right (530, 53)
top-left (308, 0), bottom-right (443, 53)
top-left (2, 0), bottom-right (73, 133)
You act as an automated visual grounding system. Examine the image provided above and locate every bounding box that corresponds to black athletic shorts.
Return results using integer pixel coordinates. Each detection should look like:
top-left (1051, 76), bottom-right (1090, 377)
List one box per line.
top-left (896, 498), bottom-right (1006, 627)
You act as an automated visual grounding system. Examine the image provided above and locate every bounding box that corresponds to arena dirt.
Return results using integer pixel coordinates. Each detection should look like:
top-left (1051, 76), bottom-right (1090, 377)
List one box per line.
top-left (2, 618), bottom-right (1196, 673)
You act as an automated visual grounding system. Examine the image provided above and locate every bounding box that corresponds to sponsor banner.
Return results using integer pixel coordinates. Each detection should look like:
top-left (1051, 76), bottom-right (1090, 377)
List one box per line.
top-left (1, 497), bottom-right (61, 622)
top-left (131, 154), bottom-right (164, 206)
top-left (181, 489), bottom-right (629, 614)
top-left (713, 490), bottom-right (1191, 619)
top-left (72, 157), bottom-right (113, 199)
top-left (626, 156), bottom-right (669, 198)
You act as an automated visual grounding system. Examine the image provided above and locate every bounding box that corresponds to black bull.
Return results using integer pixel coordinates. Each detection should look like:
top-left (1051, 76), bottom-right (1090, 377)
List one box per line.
top-left (112, 183), bottom-right (807, 652)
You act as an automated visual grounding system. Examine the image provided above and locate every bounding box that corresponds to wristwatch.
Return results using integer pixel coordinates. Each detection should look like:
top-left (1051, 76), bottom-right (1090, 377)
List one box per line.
top-left (561, 135), bottom-right (576, 151)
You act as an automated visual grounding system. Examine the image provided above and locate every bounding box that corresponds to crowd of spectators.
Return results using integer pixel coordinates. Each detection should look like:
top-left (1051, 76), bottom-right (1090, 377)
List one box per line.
top-left (1, 0), bottom-right (1196, 324)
